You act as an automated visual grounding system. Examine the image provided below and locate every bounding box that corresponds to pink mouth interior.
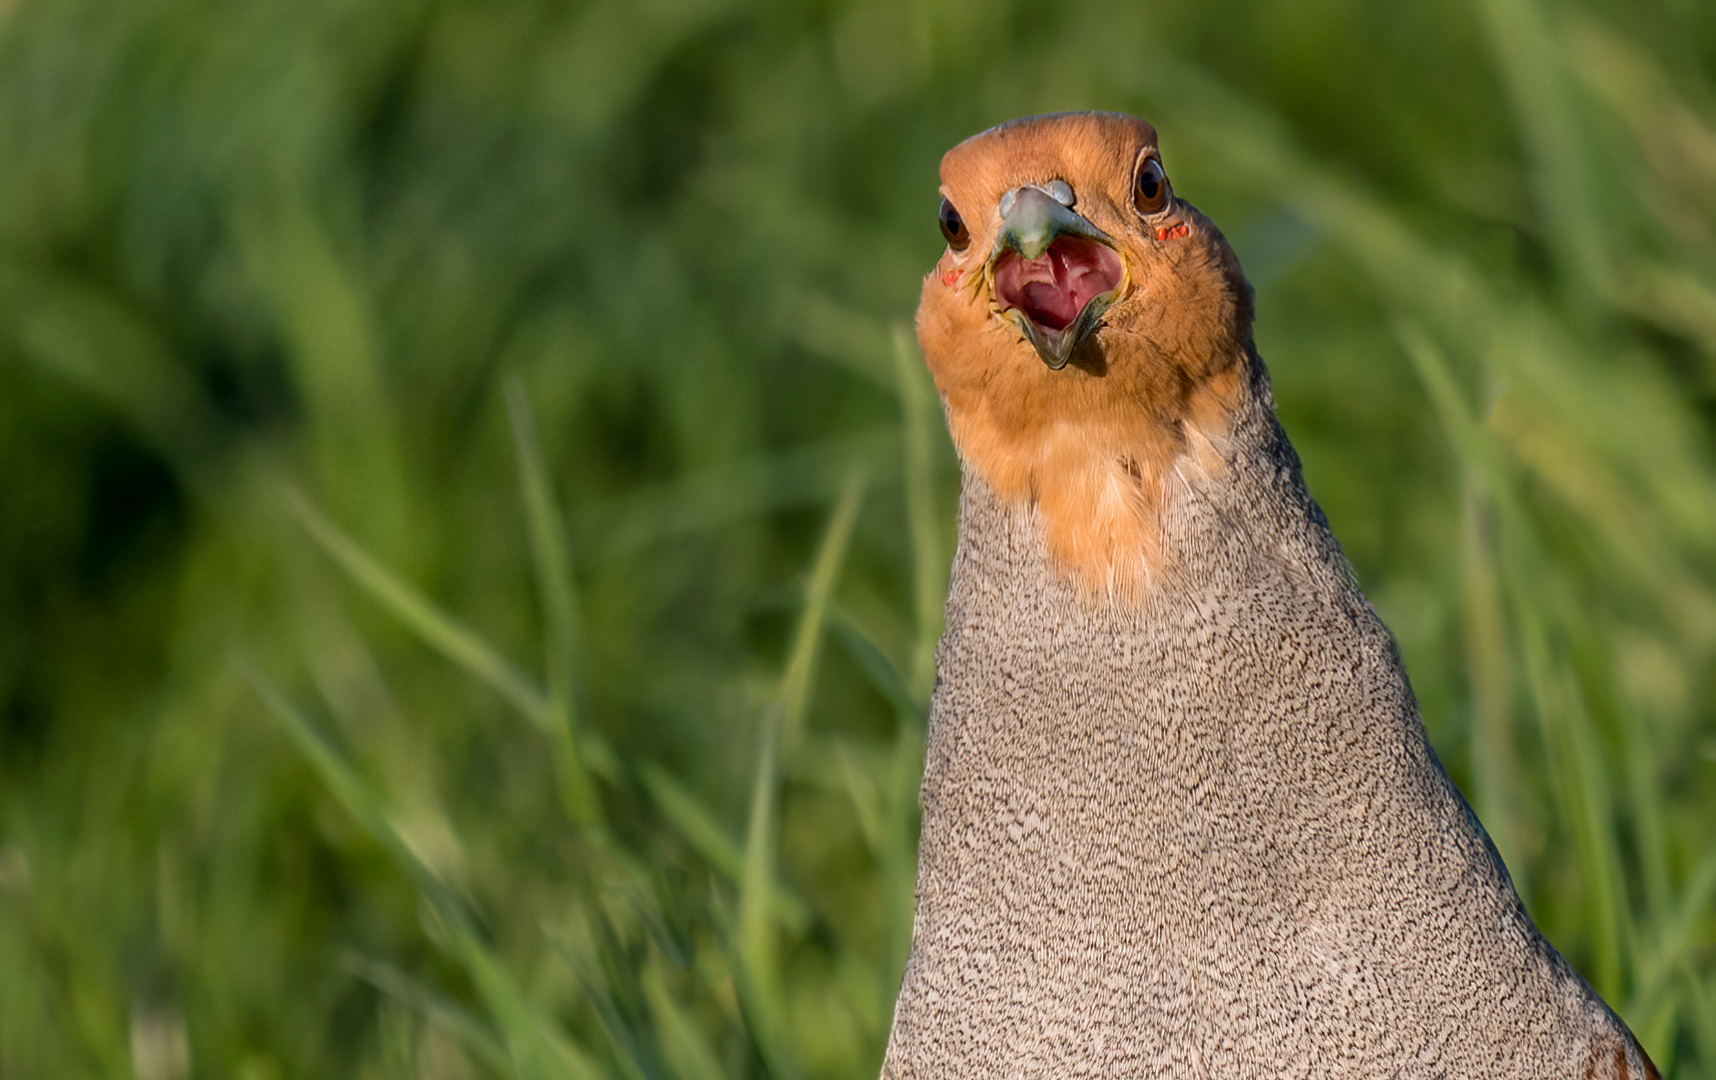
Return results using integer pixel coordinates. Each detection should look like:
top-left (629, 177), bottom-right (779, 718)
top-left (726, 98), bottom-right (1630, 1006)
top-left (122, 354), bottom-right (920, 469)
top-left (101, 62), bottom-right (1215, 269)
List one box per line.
top-left (994, 236), bottom-right (1124, 331)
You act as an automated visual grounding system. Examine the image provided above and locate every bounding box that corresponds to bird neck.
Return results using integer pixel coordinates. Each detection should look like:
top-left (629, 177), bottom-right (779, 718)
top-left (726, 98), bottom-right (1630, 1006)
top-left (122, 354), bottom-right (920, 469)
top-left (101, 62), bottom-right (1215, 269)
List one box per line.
top-left (939, 347), bottom-right (1249, 606)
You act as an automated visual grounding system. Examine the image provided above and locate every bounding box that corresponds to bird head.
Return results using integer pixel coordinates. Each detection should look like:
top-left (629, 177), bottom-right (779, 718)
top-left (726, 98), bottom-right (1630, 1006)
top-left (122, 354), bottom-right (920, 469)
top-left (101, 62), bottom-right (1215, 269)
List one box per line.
top-left (917, 112), bottom-right (1256, 601)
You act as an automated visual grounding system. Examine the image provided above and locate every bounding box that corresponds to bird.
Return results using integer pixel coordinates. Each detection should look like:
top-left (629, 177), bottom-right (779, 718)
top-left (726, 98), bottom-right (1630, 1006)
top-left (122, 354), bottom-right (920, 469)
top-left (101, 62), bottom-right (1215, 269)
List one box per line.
top-left (880, 111), bottom-right (1657, 1079)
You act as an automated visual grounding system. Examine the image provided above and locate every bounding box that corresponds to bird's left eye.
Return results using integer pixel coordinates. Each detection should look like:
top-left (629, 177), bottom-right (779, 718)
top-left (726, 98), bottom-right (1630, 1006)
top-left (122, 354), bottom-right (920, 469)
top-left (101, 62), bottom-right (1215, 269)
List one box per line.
top-left (1133, 158), bottom-right (1170, 216)
top-left (938, 198), bottom-right (971, 251)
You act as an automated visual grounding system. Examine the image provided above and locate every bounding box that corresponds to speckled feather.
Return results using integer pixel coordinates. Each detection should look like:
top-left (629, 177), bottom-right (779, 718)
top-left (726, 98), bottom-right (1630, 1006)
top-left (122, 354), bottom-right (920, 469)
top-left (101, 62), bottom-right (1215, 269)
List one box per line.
top-left (881, 113), bottom-right (1655, 1079)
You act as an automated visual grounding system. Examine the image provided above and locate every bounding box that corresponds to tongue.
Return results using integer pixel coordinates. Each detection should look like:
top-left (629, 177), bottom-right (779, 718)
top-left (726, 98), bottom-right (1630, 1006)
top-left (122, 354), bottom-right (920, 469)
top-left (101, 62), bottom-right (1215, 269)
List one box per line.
top-left (994, 235), bottom-right (1124, 331)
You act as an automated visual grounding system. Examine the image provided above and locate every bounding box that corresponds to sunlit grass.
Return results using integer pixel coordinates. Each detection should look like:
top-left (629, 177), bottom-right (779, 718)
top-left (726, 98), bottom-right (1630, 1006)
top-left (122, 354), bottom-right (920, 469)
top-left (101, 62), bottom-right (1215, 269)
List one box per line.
top-left (0, 0), bottom-right (1711, 1075)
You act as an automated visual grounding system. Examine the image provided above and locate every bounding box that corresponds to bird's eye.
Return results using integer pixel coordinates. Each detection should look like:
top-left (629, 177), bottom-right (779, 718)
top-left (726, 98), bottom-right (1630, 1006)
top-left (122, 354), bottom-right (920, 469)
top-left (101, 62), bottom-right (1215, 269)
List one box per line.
top-left (1133, 157), bottom-right (1170, 216)
top-left (938, 197), bottom-right (970, 251)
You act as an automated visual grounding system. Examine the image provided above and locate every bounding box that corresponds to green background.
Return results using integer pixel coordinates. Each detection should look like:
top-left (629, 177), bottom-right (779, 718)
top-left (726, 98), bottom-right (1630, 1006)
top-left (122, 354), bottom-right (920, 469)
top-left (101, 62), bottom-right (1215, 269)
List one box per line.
top-left (1, 0), bottom-right (1713, 1075)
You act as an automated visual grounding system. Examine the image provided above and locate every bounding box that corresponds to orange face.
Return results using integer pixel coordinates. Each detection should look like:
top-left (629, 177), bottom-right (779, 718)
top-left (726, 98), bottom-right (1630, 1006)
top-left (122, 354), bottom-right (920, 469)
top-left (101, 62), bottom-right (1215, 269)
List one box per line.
top-left (917, 112), bottom-right (1253, 601)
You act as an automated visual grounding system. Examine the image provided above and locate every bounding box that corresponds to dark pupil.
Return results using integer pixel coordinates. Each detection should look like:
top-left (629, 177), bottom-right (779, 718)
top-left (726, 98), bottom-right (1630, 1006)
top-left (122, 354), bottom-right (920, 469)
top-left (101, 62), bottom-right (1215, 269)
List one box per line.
top-left (1139, 171), bottom-right (1160, 199)
top-left (939, 200), bottom-right (966, 244)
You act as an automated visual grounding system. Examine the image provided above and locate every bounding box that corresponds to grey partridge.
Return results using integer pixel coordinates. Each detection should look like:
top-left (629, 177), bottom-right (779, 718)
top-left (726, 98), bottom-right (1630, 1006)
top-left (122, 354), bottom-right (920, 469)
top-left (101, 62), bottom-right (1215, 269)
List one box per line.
top-left (880, 111), bottom-right (1657, 1080)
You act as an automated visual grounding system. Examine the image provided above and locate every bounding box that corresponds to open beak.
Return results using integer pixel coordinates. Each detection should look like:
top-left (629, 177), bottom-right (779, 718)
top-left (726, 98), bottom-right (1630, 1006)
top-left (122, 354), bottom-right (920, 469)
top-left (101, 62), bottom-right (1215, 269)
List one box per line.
top-left (987, 185), bottom-right (1126, 370)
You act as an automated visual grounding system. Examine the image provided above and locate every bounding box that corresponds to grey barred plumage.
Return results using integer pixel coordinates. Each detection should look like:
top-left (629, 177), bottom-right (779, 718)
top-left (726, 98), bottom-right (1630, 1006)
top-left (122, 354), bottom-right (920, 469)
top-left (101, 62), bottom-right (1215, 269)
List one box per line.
top-left (881, 112), bottom-right (1655, 1079)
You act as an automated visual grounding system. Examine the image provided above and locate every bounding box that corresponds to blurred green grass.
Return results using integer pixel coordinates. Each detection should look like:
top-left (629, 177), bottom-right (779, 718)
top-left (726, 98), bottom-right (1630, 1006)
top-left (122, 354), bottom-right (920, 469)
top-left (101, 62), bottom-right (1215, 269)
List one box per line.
top-left (1, 0), bottom-right (1713, 1075)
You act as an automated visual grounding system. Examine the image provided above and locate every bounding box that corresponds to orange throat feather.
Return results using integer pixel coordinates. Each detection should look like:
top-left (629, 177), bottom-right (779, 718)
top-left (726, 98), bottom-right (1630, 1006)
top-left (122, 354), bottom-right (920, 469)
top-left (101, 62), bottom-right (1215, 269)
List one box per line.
top-left (924, 305), bottom-right (1243, 605)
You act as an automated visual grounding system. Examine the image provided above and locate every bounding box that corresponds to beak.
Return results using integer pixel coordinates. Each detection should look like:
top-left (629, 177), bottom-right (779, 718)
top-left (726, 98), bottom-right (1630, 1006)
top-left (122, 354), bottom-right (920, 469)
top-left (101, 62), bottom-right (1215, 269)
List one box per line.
top-left (988, 186), bottom-right (1125, 370)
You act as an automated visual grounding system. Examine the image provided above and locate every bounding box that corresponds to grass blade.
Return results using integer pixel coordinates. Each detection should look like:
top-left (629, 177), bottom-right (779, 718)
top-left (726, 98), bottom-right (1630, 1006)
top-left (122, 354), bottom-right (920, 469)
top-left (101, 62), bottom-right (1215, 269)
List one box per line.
top-left (892, 324), bottom-right (945, 702)
top-left (505, 375), bottom-right (602, 823)
top-left (735, 471), bottom-right (866, 1079)
top-left (241, 659), bottom-right (597, 1080)
top-left (778, 471), bottom-right (867, 763)
top-left (640, 959), bottom-right (726, 1080)
top-left (1475, 0), bottom-right (1608, 308)
top-left (635, 762), bottom-right (812, 934)
top-left (286, 488), bottom-right (551, 729)
top-left (341, 952), bottom-right (511, 1073)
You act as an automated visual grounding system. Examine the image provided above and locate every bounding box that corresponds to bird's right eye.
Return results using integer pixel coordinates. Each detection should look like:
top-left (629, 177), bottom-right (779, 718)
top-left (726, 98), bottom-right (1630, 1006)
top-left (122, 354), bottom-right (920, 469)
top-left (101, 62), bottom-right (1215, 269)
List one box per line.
top-left (938, 198), bottom-right (970, 251)
top-left (1133, 157), bottom-right (1170, 216)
